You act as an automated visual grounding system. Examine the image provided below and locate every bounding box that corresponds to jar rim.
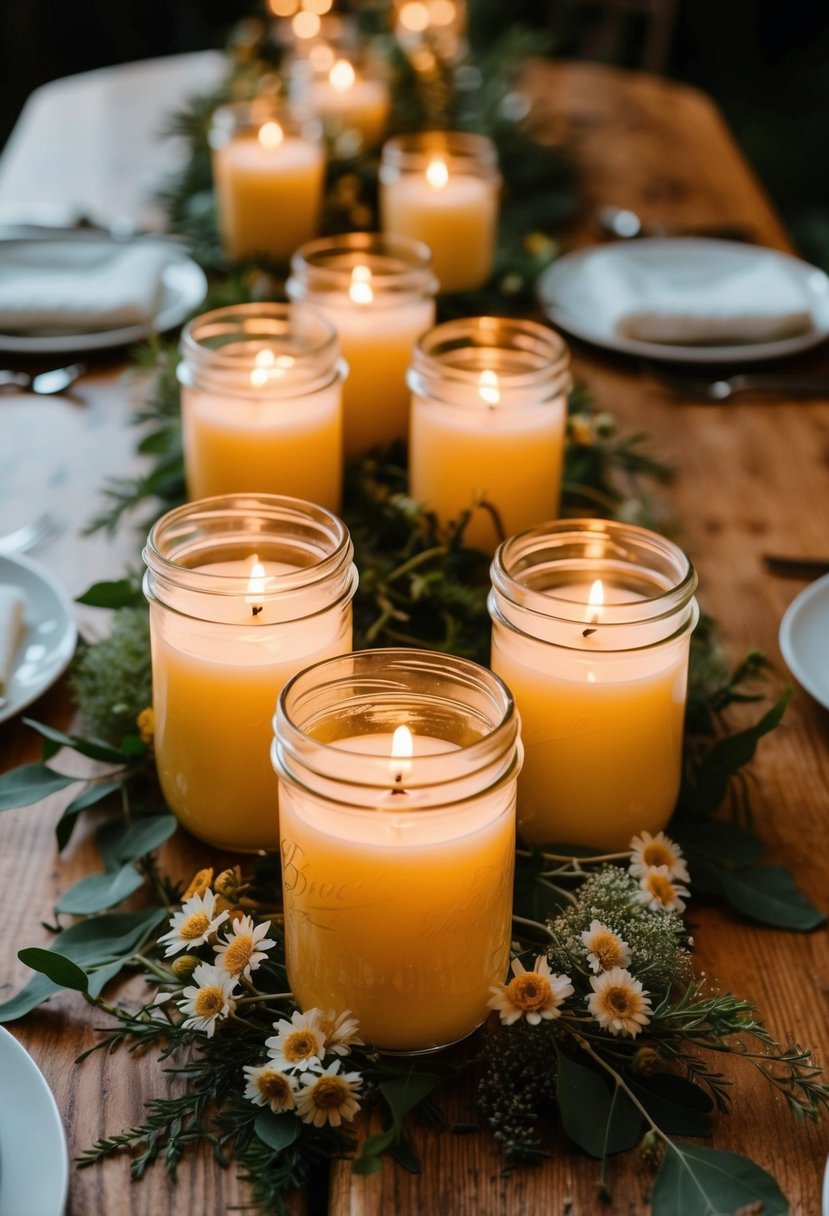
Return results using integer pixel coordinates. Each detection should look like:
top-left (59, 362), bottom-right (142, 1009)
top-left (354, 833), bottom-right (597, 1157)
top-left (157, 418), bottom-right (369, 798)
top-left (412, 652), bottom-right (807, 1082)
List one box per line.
top-left (380, 130), bottom-right (500, 176)
top-left (209, 97), bottom-right (323, 148)
top-left (178, 302), bottom-right (343, 397)
top-left (273, 647), bottom-right (521, 802)
top-left (489, 518), bottom-right (698, 647)
top-left (287, 232), bottom-right (439, 301)
top-left (143, 494), bottom-right (355, 603)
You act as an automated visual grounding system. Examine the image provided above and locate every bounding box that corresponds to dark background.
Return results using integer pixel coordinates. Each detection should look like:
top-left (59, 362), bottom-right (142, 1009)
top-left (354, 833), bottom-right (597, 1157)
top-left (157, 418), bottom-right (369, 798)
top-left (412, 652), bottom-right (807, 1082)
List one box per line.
top-left (1, 0), bottom-right (827, 266)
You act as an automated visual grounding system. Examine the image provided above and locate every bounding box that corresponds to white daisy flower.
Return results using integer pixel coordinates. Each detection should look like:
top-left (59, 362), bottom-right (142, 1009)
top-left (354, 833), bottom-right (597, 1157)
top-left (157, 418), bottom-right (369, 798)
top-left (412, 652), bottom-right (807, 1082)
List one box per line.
top-left (633, 865), bottom-right (690, 913)
top-left (487, 955), bottom-right (574, 1026)
top-left (580, 920), bottom-right (632, 974)
top-left (295, 1060), bottom-right (362, 1128)
top-left (158, 890), bottom-right (229, 957)
top-left (587, 967), bottom-right (652, 1038)
top-left (178, 962), bottom-right (238, 1037)
top-left (213, 914), bottom-right (277, 980)
top-left (243, 1063), bottom-right (298, 1113)
top-left (629, 830), bottom-right (690, 884)
top-left (311, 1009), bottom-right (364, 1056)
top-left (266, 1010), bottom-right (326, 1072)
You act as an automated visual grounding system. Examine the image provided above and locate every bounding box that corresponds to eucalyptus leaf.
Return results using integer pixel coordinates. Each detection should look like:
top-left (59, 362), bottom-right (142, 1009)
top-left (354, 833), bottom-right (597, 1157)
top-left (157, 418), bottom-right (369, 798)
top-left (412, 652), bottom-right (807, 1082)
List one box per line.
top-left (87, 958), bottom-right (129, 998)
top-left (722, 866), bottom-right (825, 931)
top-left (96, 815), bottom-right (177, 869)
top-left (56, 780), bottom-right (124, 852)
top-left (56, 863), bottom-right (144, 915)
top-left (75, 579), bottom-right (143, 609)
top-left (0, 763), bottom-right (80, 811)
top-left (17, 948), bottom-right (89, 994)
top-left (379, 1073), bottom-right (441, 1127)
top-left (23, 718), bottom-right (134, 765)
top-left (628, 1075), bottom-right (712, 1138)
top-left (351, 1130), bottom-right (395, 1174)
top-left (682, 690), bottom-right (790, 814)
top-left (0, 908), bottom-right (166, 1022)
top-left (651, 1143), bottom-right (788, 1216)
top-left (555, 1045), bottom-right (641, 1158)
top-left (674, 818), bottom-right (765, 870)
top-left (254, 1111), bottom-right (301, 1153)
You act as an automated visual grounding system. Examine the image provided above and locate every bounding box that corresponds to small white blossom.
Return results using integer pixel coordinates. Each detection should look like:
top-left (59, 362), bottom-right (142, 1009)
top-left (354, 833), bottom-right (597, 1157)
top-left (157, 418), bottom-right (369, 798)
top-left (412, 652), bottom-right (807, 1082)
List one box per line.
top-left (178, 962), bottom-right (238, 1037)
top-left (295, 1060), bottom-right (362, 1128)
top-left (487, 956), bottom-right (574, 1026)
top-left (634, 865), bottom-right (690, 913)
top-left (214, 914), bottom-right (277, 980)
top-left (629, 831), bottom-right (690, 884)
top-left (266, 1010), bottom-right (326, 1072)
top-left (310, 1009), bottom-right (364, 1056)
top-left (587, 967), bottom-right (652, 1038)
top-left (158, 890), bottom-right (229, 956)
top-left (243, 1063), bottom-right (297, 1113)
top-left (580, 920), bottom-right (632, 973)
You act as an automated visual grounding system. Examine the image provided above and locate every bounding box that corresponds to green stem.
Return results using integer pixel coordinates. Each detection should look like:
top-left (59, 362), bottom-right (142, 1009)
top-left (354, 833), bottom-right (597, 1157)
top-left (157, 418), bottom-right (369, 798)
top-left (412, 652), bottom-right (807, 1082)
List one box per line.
top-left (511, 914), bottom-right (554, 938)
top-left (236, 992), bottom-right (293, 1006)
top-left (387, 545), bottom-right (448, 582)
top-left (132, 954), bottom-right (174, 982)
top-left (516, 847), bottom-right (630, 865)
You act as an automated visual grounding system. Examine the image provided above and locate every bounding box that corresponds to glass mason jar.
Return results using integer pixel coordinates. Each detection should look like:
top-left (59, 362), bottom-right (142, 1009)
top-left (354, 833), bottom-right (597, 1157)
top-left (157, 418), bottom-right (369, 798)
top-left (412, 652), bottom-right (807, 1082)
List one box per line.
top-left (288, 49), bottom-right (391, 154)
top-left (177, 303), bottom-right (345, 511)
top-left (407, 315), bottom-right (571, 553)
top-left (287, 233), bottom-right (438, 458)
top-left (209, 97), bottom-right (325, 264)
top-left (143, 495), bottom-right (357, 853)
top-left (379, 131), bottom-right (501, 293)
top-left (489, 518), bottom-right (699, 851)
top-left (271, 648), bottom-right (522, 1053)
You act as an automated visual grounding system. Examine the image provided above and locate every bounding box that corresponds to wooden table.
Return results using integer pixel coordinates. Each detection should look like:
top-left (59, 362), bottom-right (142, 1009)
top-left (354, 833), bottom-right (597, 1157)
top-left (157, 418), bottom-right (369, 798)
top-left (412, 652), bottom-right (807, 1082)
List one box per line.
top-left (1, 55), bottom-right (828, 1216)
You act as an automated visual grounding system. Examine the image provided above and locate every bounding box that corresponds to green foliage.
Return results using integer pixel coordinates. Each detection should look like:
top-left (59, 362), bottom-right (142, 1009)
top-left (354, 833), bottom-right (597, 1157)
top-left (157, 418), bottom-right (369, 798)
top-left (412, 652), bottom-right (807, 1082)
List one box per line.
top-left (70, 606), bottom-right (152, 744)
top-left (651, 1143), bottom-right (788, 1216)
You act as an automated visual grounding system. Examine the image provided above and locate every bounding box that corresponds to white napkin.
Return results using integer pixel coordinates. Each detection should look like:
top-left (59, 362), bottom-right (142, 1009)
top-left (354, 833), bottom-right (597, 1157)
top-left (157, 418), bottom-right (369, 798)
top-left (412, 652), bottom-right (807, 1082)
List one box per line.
top-left (0, 584), bottom-right (25, 695)
top-left (576, 247), bottom-right (815, 346)
top-left (0, 239), bottom-right (171, 335)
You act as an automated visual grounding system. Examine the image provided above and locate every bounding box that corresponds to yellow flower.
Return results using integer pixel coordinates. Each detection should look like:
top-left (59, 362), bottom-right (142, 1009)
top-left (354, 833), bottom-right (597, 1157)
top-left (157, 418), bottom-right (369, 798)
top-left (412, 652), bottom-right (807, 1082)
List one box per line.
top-left (182, 868), bottom-right (214, 901)
top-left (178, 962), bottom-right (238, 1037)
top-left (158, 890), bottom-right (229, 956)
top-left (171, 953), bottom-right (200, 979)
top-left (580, 920), bottom-right (632, 974)
top-left (213, 914), bottom-right (276, 980)
top-left (136, 706), bottom-right (155, 744)
top-left (487, 956), bottom-right (574, 1026)
top-left (587, 967), bottom-right (652, 1038)
top-left (629, 831), bottom-right (690, 884)
top-left (214, 866), bottom-right (243, 900)
top-left (568, 413), bottom-right (596, 446)
top-left (266, 1011), bottom-right (326, 1072)
top-left (243, 1064), bottom-right (297, 1113)
top-left (295, 1061), bottom-right (362, 1128)
top-left (634, 865), bottom-right (690, 914)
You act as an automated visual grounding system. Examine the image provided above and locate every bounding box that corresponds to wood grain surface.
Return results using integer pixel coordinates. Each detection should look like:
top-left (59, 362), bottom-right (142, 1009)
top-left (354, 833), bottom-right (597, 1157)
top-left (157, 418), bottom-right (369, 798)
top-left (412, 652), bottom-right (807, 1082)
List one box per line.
top-left (1, 56), bottom-right (827, 1216)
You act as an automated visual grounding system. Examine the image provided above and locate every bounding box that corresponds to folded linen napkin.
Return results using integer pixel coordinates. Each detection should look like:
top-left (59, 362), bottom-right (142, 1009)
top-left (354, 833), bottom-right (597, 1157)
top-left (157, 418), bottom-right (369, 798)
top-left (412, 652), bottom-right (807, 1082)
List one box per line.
top-left (0, 239), bottom-right (170, 335)
top-left (0, 584), bottom-right (25, 696)
top-left (572, 247), bottom-right (815, 347)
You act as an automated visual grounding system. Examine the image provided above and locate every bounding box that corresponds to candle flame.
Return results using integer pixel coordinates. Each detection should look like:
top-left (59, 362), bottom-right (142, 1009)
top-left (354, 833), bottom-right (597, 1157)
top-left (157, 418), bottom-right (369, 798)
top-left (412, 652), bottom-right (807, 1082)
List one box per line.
top-left (390, 724), bottom-right (414, 785)
top-left (348, 264), bottom-right (374, 305)
top-left (246, 555), bottom-right (266, 616)
top-left (251, 349), bottom-right (294, 387)
top-left (309, 42), bottom-right (335, 72)
top-left (329, 58), bottom-right (356, 92)
top-left (430, 0), bottom-right (457, 26)
top-left (258, 121), bottom-right (284, 150)
top-left (587, 578), bottom-right (604, 624)
top-left (425, 157), bottom-right (449, 189)
top-left (478, 369), bottom-right (500, 407)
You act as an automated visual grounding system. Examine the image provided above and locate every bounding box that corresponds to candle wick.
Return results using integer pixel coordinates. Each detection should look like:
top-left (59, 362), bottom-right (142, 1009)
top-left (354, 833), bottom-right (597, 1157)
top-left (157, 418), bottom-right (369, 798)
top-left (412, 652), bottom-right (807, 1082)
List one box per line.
top-left (251, 605), bottom-right (264, 617)
top-left (390, 772), bottom-right (407, 795)
top-left (582, 625), bottom-right (597, 637)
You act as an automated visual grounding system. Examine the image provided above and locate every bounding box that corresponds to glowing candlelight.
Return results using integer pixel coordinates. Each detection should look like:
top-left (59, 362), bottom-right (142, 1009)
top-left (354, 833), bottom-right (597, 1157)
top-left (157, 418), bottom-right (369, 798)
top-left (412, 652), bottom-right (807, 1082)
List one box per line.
top-left (426, 157), bottom-right (449, 189)
top-left (390, 723), bottom-right (414, 787)
top-left (348, 264), bottom-right (374, 305)
top-left (478, 369), bottom-right (500, 407)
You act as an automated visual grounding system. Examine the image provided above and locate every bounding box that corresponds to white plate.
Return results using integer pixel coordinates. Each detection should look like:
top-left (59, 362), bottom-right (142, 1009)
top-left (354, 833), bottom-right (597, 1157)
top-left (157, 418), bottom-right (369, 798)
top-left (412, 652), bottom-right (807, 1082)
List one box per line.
top-left (779, 572), bottom-right (829, 711)
top-left (0, 1026), bottom-right (68, 1216)
top-left (537, 239), bottom-right (829, 364)
top-left (0, 233), bottom-right (207, 354)
top-left (823, 1152), bottom-right (829, 1216)
top-left (0, 553), bottom-right (77, 725)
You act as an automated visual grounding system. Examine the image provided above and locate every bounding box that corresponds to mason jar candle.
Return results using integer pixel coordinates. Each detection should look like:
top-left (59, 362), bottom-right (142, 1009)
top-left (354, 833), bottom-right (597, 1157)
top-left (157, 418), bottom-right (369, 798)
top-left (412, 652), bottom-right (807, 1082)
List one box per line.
top-left (210, 98), bottom-right (325, 263)
top-left (287, 233), bottom-right (437, 458)
top-left (143, 495), bottom-right (357, 853)
top-left (272, 648), bottom-right (522, 1053)
top-left (488, 519), bottom-right (699, 851)
top-left (178, 303), bottom-right (345, 511)
top-left (291, 52), bottom-right (391, 152)
top-left (379, 131), bottom-right (501, 293)
top-left (408, 316), bottom-right (571, 552)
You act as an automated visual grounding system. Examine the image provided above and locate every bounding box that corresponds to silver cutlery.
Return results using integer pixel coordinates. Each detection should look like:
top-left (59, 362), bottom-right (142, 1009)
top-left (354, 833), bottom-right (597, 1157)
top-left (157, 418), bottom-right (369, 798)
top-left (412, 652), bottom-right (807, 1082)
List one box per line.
top-left (645, 367), bottom-right (829, 402)
top-left (0, 512), bottom-right (57, 555)
top-left (0, 364), bottom-right (85, 396)
top-left (596, 205), bottom-right (754, 243)
top-left (763, 554), bottom-right (829, 579)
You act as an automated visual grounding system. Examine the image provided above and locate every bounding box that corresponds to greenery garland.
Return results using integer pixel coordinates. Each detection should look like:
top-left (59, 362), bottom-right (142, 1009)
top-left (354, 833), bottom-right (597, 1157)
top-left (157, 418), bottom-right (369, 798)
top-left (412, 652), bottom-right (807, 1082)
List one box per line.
top-left (0, 5), bottom-right (826, 1214)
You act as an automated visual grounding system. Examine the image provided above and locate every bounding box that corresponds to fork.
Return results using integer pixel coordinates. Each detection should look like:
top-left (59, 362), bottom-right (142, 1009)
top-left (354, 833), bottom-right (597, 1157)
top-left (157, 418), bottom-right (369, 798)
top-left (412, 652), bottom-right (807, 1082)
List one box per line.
top-left (643, 365), bottom-right (829, 402)
top-left (0, 512), bottom-right (57, 555)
